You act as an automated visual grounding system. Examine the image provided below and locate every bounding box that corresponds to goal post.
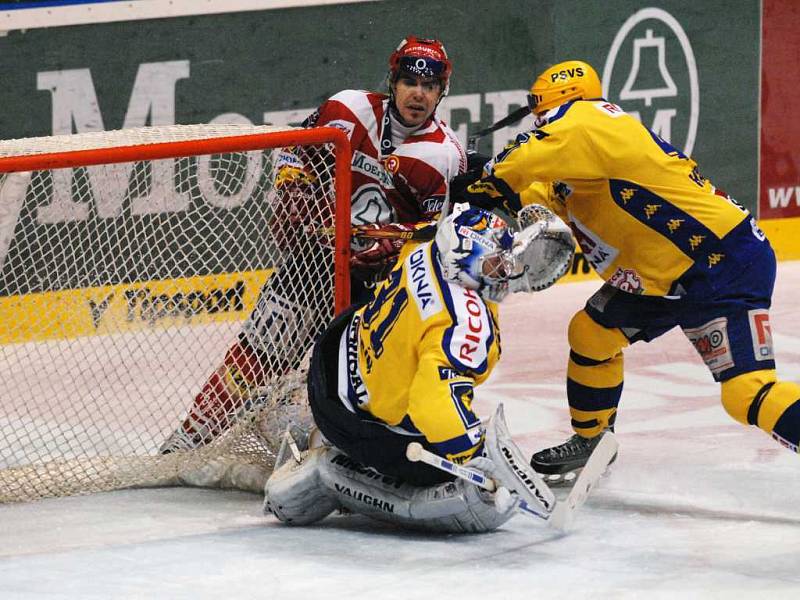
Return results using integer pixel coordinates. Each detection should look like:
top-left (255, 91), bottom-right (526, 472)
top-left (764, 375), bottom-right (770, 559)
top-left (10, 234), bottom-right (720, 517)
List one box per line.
top-left (0, 124), bottom-right (352, 502)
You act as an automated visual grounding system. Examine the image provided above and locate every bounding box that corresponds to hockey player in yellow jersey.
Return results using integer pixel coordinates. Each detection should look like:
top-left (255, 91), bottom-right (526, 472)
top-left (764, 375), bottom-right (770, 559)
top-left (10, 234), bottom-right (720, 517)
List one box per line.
top-left (458, 60), bottom-right (800, 483)
top-left (263, 204), bottom-right (576, 532)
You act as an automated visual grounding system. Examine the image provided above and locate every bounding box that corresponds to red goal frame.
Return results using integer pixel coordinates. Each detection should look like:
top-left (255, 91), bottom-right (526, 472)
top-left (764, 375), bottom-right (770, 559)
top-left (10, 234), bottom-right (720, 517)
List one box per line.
top-left (0, 125), bottom-right (353, 313)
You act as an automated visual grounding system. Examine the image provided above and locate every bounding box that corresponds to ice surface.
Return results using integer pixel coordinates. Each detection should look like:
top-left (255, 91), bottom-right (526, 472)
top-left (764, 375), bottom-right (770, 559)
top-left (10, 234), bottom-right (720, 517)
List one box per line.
top-left (2, 263), bottom-right (799, 599)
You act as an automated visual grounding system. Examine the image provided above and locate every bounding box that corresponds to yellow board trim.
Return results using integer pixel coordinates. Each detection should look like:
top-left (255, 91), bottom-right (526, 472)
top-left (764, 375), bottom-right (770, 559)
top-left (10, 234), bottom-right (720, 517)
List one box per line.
top-left (758, 216), bottom-right (800, 261)
top-left (0, 270), bottom-right (272, 344)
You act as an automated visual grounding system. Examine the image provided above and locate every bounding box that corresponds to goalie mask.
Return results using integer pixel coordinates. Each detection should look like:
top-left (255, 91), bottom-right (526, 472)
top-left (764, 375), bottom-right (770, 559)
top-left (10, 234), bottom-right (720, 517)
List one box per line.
top-left (435, 204), bottom-right (516, 302)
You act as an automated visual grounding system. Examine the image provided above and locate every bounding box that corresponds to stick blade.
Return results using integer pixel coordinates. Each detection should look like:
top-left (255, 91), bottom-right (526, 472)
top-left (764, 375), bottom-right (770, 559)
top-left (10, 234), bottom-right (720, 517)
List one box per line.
top-left (549, 432), bottom-right (619, 533)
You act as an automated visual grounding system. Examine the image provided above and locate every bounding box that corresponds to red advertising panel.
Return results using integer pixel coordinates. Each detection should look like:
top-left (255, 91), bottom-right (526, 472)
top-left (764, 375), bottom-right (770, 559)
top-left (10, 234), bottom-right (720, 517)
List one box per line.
top-left (760, 0), bottom-right (800, 218)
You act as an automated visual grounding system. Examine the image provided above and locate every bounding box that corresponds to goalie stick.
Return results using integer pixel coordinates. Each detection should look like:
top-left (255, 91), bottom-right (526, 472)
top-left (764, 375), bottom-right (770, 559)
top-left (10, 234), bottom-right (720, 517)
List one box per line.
top-left (547, 432), bottom-right (618, 532)
top-left (406, 442), bottom-right (550, 521)
top-left (406, 431), bottom-right (618, 533)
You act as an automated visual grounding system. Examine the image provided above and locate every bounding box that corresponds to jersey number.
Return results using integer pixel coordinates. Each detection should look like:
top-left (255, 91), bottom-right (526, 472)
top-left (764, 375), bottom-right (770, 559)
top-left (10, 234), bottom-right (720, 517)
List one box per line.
top-left (361, 268), bottom-right (408, 357)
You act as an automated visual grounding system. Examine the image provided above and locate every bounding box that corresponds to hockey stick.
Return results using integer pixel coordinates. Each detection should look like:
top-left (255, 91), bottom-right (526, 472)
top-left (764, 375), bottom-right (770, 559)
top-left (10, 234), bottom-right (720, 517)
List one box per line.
top-left (351, 223), bottom-right (436, 241)
top-left (467, 105), bottom-right (531, 153)
top-left (547, 432), bottom-right (619, 533)
top-left (406, 442), bottom-right (550, 521)
top-left (314, 222), bottom-right (437, 242)
top-left (407, 432), bottom-right (619, 532)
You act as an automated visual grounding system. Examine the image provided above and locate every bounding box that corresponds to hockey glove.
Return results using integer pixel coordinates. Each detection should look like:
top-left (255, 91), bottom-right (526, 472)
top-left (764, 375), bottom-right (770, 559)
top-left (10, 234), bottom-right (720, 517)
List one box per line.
top-left (350, 223), bottom-right (416, 280)
top-left (450, 175), bottom-right (522, 217)
top-left (510, 204), bottom-right (575, 292)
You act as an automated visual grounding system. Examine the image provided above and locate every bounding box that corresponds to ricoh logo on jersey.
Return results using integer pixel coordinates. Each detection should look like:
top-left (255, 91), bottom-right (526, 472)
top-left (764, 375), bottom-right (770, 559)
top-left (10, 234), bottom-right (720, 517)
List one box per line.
top-left (603, 8), bottom-right (699, 156)
top-left (449, 287), bottom-right (490, 368)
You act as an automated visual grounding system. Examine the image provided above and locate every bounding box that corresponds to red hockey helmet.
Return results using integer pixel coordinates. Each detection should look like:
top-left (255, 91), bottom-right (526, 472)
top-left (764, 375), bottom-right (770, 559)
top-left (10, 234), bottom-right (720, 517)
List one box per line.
top-left (388, 36), bottom-right (452, 95)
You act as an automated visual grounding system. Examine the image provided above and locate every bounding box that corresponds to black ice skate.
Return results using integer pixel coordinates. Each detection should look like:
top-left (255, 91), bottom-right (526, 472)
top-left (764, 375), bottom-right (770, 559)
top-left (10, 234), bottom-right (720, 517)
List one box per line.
top-left (530, 431), bottom-right (617, 487)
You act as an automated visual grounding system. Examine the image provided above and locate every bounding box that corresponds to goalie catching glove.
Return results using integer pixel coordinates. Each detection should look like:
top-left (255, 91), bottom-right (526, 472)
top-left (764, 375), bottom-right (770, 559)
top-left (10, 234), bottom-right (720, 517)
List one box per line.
top-left (509, 204), bottom-right (575, 292)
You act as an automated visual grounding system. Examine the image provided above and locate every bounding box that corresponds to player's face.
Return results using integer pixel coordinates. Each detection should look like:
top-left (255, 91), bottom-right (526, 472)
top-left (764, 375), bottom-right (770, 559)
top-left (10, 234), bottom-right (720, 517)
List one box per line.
top-left (393, 74), bottom-right (442, 126)
top-left (481, 251), bottom-right (515, 280)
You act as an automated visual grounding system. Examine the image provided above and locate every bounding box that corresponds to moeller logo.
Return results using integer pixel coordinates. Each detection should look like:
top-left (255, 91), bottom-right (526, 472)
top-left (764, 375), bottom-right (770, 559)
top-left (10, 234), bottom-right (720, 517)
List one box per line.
top-left (603, 8), bottom-right (699, 156)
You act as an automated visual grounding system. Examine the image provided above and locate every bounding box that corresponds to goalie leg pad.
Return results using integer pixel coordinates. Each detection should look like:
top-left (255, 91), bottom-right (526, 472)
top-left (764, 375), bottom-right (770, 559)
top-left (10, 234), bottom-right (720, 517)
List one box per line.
top-left (318, 449), bottom-right (514, 533)
top-left (264, 447), bottom-right (340, 526)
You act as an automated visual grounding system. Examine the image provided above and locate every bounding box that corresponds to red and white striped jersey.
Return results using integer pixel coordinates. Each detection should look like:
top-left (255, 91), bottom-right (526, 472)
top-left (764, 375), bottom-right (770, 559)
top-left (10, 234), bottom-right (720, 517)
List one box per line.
top-left (306, 89), bottom-right (467, 224)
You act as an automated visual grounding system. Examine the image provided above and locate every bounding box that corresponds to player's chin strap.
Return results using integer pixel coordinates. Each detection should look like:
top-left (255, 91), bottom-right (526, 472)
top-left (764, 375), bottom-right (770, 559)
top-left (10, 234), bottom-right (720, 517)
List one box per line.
top-left (407, 403), bottom-right (618, 533)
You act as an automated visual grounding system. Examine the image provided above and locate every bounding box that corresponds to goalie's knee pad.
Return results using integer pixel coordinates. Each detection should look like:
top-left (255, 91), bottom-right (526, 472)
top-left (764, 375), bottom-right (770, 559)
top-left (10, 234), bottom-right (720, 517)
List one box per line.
top-left (721, 370), bottom-right (800, 452)
top-left (264, 447), bottom-right (340, 526)
top-left (317, 449), bottom-right (513, 533)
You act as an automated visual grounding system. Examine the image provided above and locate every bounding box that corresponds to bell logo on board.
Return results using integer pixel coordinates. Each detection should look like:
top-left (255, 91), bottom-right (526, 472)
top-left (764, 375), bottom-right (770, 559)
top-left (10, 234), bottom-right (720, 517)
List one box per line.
top-left (602, 7), bottom-right (699, 156)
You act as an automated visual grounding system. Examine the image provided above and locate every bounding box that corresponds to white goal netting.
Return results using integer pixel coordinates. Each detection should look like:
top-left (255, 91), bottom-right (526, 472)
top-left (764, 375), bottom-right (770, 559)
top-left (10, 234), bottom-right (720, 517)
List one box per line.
top-left (0, 124), bottom-right (350, 502)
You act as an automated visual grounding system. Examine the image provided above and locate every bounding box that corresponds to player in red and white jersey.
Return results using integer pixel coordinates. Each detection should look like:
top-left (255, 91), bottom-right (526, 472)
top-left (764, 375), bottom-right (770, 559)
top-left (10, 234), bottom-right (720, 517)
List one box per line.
top-left (160, 37), bottom-right (466, 453)
top-left (282, 36), bottom-right (467, 288)
top-left (302, 85), bottom-right (466, 226)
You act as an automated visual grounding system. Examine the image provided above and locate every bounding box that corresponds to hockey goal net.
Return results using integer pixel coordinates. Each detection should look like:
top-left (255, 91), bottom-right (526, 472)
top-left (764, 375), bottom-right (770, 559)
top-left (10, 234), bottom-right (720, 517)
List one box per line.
top-left (0, 124), bottom-right (351, 502)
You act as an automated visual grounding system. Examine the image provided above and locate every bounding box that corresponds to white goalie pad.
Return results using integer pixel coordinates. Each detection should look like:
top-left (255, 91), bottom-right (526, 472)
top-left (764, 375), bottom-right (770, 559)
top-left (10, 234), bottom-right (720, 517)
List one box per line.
top-left (511, 204), bottom-right (575, 292)
top-left (317, 448), bottom-right (514, 533)
top-left (483, 404), bottom-right (557, 515)
top-left (264, 446), bottom-right (340, 526)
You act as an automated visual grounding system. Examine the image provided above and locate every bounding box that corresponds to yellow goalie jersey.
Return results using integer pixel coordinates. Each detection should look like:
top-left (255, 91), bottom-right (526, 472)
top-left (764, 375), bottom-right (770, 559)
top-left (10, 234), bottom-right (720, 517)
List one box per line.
top-left (488, 99), bottom-right (754, 297)
top-left (337, 240), bottom-right (501, 464)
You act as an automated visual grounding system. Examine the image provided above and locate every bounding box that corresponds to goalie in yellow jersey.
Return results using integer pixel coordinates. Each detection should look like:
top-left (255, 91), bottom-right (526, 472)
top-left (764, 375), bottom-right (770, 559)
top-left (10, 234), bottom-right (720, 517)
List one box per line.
top-left (457, 60), bottom-right (800, 484)
top-left (263, 204), bottom-right (575, 532)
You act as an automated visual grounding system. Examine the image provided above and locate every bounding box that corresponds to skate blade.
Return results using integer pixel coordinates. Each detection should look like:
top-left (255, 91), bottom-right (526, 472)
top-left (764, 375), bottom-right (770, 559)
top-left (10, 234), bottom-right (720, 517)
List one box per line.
top-left (543, 470), bottom-right (580, 487)
top-left (543, 461), bottom-right (615, 488)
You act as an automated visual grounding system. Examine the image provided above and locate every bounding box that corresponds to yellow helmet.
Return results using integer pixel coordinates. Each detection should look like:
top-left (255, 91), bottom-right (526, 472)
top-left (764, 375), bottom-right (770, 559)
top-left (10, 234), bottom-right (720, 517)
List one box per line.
top-left (528, 60), bottom-right (603, 115)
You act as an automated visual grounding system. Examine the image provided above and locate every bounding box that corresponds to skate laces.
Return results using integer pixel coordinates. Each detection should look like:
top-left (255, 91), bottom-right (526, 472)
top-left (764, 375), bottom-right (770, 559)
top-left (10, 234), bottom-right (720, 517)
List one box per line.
top-left (549, 434), bottom-right (594, 458)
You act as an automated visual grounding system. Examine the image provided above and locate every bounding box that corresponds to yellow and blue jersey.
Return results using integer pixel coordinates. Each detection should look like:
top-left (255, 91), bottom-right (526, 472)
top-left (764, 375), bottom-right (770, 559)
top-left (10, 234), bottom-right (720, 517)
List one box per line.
top-left (487, 99), bottom-right (767, 298)
top-left (337, 240), bottom-right (501, 464)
